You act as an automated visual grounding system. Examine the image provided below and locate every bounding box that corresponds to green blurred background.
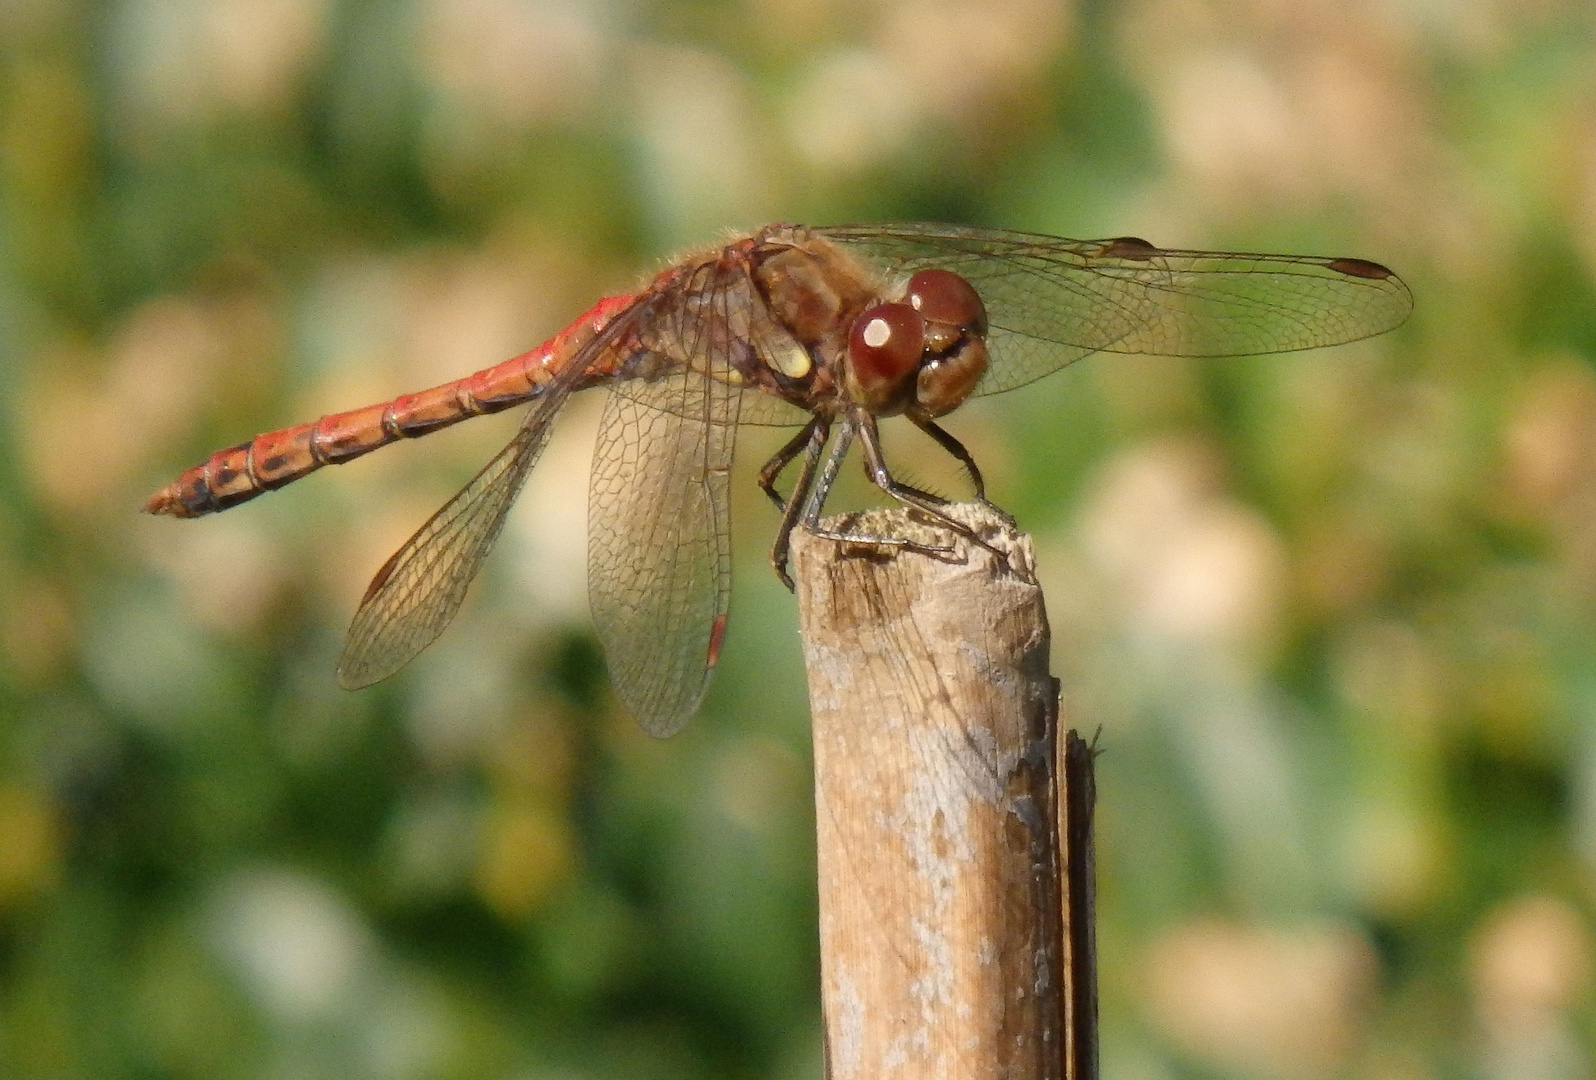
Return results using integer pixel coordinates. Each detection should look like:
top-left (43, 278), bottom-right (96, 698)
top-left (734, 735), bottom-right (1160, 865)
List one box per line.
top-left (3, 0), bottom-right (1594, 1077)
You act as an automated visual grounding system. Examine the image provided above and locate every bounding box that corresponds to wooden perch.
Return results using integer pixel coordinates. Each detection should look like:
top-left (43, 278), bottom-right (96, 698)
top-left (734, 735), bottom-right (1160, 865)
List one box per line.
top-left (792, 503), bottom-right (1098, 1080)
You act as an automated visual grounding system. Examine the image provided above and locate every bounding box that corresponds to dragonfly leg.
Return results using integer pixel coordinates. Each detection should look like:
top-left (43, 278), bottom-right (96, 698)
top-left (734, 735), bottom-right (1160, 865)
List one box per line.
top-left (855, 412), bottom-right (1011, 567)
top-left (857, 451), bottom-right (949, 509)
top-left (768, 416), bottom-right (831, 590)
top-left (797, 423), bottom-right (943, 551)
top-left (909, 413), bottom-right (987, 502)
top-left (799, 420), bottom-right (854, 528)
top-left (781, 418), bottom-right (960, 574)
top-left (758, 416), bottom-right (825, 513)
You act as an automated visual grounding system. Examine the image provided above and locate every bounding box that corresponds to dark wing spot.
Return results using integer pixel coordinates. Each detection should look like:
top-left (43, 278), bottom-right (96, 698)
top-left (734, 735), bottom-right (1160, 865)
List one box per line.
top-left (361, 548), bottom-right (403, 604)
top-left (1099, 237), bottom-right (1159, 260)
top-left (1327, 257), bottom-right (1393, 280)
top-left (706, 613), bottom-right (728, 668)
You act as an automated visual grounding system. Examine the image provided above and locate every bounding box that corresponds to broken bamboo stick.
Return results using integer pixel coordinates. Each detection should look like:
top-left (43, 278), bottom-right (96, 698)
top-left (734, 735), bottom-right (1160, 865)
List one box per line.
top-left (792, 503), bottom-right (1098, 1080)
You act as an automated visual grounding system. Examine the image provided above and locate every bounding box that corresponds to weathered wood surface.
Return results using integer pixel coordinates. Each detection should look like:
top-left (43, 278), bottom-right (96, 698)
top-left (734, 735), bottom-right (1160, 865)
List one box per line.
top-left (793, 503), bottom-right (1091, 1080)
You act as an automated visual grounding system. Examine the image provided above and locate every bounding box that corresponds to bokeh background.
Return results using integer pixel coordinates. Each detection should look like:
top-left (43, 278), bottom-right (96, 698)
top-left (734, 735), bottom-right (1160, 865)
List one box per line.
top-left (2, 0), bottom-right (1595, 1077)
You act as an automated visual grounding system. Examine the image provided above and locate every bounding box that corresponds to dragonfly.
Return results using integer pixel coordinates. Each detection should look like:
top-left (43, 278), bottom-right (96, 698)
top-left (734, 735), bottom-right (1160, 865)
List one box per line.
top-left (146, 223), bottom-right (1412, 736)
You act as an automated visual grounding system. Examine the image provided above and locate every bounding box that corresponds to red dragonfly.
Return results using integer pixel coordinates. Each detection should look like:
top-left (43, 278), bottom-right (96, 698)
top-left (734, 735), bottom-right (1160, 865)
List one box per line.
top-left (146, 223), bottom-right (1411, 735)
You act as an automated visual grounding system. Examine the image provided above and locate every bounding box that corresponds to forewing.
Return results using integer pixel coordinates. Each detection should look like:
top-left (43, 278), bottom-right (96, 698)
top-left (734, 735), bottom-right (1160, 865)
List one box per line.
top-left (337, 405), bottom-right (560, 688)
top-left (820, 223), bottom-right (1414, 396)
top-left (589, 261), bottom-right (742, 737)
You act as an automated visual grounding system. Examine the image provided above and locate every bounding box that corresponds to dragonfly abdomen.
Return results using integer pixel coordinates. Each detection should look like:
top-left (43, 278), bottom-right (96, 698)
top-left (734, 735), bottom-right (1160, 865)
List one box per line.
top-left (145, 292), bottom-right (637, 518)
top-left (142, 387), bottom-right (507, 518)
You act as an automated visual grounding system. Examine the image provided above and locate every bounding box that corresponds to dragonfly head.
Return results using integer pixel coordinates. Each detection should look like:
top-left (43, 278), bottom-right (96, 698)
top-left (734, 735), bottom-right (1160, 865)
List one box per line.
top-left (844, 269), bottom-right (989, 418)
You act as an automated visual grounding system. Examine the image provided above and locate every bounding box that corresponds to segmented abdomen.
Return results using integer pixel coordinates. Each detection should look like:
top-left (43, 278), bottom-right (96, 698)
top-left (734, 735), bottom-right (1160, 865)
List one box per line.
top-left (145, 293), bottom-right (636, 518)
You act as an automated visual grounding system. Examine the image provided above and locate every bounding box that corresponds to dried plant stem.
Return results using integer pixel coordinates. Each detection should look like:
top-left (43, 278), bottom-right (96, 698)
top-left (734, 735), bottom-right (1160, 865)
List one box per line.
top-left (793, 504), bottom-right (1098, 1080)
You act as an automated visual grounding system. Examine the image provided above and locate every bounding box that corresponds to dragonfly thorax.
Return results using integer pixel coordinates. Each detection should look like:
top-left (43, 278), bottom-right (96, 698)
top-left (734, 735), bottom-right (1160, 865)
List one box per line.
top-left (748, 233), bottom-right (991, 420)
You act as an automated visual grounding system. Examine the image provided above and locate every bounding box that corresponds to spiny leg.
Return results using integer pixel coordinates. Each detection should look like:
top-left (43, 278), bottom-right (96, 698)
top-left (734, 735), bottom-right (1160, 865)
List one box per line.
top-left (799, 420), bottom-right (852, 528)
top-left (799, 417), bottom-right (959, 559)
top-left (758, 416), bottom-right (825, 513)
top-left (909, 413), bottom-right (988, 502)
top-left (855, 412), bottom-right (1010, 566)
top-left (858, 451), bottom-right (948, 509)
top-left (767, 416), bottom-right (831, 590)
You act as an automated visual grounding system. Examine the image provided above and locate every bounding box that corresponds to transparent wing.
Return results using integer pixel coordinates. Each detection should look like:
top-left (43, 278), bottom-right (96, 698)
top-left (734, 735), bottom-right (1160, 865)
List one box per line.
top-left (724, 386), bottom-right (812, 426)
top-left (332, 288), bottom-right (665, 689)
top-left (588, 260), bottom-right (743, 738)
top-left (609, 250), bottom-right (812, 428)
top-left (336, 401), bottom-right (563, 688)
top-left (819, 223), bottom-right (1414, 396)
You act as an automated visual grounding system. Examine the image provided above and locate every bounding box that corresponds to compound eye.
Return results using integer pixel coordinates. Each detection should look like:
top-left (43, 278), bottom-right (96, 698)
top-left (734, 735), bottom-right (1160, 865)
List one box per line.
top-left (907, 269), bottom-right (987, 337)
top-left (848, 302), bottom-right (925, 390)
